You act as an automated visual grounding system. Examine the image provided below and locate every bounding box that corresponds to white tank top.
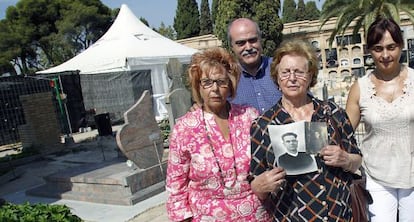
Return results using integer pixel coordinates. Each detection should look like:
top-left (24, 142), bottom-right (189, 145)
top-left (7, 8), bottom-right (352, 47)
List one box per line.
top-left (358, 66), bottom-right (414, 188)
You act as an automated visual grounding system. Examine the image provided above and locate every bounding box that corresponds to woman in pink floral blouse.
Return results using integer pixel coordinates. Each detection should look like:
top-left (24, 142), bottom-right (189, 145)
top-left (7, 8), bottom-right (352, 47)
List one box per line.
top-left (166, 47), bottom-right (270, 222)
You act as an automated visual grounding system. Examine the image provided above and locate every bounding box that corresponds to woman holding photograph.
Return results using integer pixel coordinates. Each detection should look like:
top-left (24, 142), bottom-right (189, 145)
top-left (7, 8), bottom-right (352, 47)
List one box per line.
top-left (166, 47), bottom-right (270, 221)
top-left (249, 39), bottom-right (362, 221)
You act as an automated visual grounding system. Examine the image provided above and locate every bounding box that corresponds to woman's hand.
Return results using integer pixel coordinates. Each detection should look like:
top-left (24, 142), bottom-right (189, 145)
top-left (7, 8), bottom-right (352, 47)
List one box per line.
top-left (251, 167), bottom-right (286, 200)
top-left (320, 145), bottom-right (361, 172)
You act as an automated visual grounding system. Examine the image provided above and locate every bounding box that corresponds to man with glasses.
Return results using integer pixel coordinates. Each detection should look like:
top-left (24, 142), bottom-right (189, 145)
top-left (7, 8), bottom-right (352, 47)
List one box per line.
top-left (227, 18), bottom-right (282, 113)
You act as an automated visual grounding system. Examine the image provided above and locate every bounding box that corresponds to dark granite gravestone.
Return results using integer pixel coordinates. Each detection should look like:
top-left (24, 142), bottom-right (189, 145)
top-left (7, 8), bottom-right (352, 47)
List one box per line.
top-left (165, 58), bottom-right (192, 128)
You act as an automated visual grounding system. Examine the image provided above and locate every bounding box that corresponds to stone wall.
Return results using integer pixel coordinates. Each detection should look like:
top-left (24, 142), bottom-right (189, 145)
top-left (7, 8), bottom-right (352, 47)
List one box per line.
top-left (19, 92), bottom-right (62, 154)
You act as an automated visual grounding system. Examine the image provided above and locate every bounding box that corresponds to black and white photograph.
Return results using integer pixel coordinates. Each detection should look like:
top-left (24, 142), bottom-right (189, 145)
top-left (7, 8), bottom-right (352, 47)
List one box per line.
top-left (306, 122), bottom-right (328, 154)
top-left (268, 121), bottom-right (323, 175)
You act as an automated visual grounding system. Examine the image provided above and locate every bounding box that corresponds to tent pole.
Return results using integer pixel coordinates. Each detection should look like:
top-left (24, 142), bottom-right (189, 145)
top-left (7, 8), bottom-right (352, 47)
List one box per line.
top-left (58, 75), bottom-right (73, 136)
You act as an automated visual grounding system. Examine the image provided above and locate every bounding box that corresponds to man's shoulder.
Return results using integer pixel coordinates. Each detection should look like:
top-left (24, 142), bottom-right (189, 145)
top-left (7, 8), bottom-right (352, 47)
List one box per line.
top-left (261, 55), bottom-right (272, 67)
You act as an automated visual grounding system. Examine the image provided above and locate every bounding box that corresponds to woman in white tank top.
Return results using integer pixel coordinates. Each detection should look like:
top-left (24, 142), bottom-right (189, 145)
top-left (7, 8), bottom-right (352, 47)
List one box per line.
top-left (346, 17), bottom-right (414, 222)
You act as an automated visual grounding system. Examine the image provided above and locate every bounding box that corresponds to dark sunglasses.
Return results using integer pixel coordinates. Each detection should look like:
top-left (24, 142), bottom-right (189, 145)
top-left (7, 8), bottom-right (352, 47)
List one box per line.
top-left (234, 37), bottom-right (259, 47)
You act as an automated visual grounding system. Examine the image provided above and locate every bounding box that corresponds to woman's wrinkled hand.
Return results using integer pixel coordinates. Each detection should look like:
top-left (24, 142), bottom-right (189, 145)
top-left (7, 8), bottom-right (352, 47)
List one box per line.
top-left (320, 145), bottom-right (350, 169)
top-left (251, 167), bottom-right (286, 200)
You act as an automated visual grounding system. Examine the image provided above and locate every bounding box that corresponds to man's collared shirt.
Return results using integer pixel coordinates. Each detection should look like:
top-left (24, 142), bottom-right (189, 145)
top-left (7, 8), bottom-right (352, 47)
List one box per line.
top-left (230, 56), bottom-right (282, 113)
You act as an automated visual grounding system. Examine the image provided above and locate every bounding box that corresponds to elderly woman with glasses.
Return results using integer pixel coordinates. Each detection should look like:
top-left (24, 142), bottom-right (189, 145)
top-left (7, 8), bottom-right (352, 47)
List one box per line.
top-left (166, 47), bottom-right (271, 222)
top-left (249, 39), bottom-right (362, 221)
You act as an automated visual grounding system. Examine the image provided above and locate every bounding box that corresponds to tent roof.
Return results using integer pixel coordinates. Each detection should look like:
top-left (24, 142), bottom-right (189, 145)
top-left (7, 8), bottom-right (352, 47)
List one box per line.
top-left (37, 4), bottom-right (197, 74)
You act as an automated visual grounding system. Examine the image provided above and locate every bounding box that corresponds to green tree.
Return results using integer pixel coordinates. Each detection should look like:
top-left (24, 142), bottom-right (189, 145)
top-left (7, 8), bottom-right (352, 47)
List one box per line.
top-left (0, 0), bottom-right (61, 74)
top-left (214, 0), bottom-right (239, 49)
top-left (140, 17), bottom-right (149, 26)
top-left (283, 0), bottom-right (297, 23)
top-left (52, 0), bottom-right (112, 63)
top-left (305, 1), bottom-right (321, 21)
top-left (174, 0), bottom-right (200, 39)
top-left (255, 0), bottom-right (283, 56)
top-left (296, 0), bottom-right (306, 21)
top-left (0, 20), bottom-right (20, 75)
top-left (320, 0), bottom-right (414, 47)
top-left (211, 0), bottom-right (219, 26)
top-left (0, 0), bottom-right (113, 74)
top-left (200, 0), bottom-right (213, 35)
top-left (214, 0), bottom-right (283, 56)
top-left (157, 22), bottom-right (177, 40)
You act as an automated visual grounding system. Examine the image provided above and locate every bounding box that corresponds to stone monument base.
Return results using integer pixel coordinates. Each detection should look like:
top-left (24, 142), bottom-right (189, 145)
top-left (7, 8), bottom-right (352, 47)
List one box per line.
top-left (26, 158), bottom-right (167, 206)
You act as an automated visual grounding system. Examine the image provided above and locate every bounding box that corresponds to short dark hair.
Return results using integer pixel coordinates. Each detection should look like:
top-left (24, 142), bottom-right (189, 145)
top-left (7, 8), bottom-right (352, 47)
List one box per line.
top-left (281, 132), bottom-right (297, 141)
top-left (366, 17), bottom-right (403, 50)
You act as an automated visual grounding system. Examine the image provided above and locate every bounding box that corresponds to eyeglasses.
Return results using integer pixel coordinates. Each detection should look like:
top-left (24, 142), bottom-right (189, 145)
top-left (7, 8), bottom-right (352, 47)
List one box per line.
top-left (200, 78), bottom-right (230, 88)
top-left (279, 69), bottom-right (308, 80)
top-left (234, 37), bottom-right (259, 47)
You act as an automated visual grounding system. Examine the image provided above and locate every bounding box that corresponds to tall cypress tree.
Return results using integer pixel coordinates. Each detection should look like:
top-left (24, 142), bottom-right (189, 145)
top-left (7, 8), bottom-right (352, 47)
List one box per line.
top-left (211, 0), bottom-right (219, 26)
top-left (296, 0), bottom-right (306, 21)
top-left (200, 0), bottom-right (213, 35)
top-left (174, 0), bottom-right (200, 39)
top-left (282, 0), bottom-right (296, 23)
top-left (254, 0), bottom-right (283, 56)
top-left (214, 0), bottom-right (239, 49)
top-left (305, 1), bottom-right (320, 21)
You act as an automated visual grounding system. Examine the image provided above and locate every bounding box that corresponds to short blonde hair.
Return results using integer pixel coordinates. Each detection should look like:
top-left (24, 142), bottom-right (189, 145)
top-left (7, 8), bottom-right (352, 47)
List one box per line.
top-left (187, 47), bottom-right (240, 104)
top-left (270, 39), bottom-right (318, 88)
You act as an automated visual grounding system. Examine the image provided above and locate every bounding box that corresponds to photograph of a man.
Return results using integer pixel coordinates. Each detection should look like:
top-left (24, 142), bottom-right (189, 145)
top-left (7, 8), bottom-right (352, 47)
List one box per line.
top-left (277, 132), bottom-right (317, 175)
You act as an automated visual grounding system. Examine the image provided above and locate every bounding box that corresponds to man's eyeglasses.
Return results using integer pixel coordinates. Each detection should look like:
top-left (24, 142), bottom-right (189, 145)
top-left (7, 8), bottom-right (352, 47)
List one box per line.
top-left (279, 69), bottom-right (308, 80)
top-left (200, 78), bottom-right (230, 88)
top-left (234, 37), bottom-right (259, 47)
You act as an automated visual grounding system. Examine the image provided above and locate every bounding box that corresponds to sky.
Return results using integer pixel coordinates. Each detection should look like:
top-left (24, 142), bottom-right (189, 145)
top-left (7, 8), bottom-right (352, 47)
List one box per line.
top-left (0, 0), bottom-right (324, 29)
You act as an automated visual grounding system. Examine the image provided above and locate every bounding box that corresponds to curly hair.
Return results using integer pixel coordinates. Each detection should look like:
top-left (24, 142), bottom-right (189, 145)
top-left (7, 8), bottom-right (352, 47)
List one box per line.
top-left (187, 47), bottom-right (241, 104)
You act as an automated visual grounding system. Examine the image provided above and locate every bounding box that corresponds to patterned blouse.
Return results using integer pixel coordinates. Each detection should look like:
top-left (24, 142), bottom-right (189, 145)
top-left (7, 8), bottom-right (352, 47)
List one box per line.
top-left (166, 104), bottom-right (270, 222)
top-left (250, 96), bottom-right (361, 222)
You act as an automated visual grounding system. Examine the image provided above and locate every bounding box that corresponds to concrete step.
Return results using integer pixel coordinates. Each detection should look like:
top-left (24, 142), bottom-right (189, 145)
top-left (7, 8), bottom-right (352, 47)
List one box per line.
top-left (26, 159), bottom-right (167, 205)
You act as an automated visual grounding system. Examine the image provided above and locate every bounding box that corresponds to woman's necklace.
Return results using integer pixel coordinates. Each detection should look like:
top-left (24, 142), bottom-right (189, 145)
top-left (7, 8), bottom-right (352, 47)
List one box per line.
top-left (201, 109), bottom-right (237, 190)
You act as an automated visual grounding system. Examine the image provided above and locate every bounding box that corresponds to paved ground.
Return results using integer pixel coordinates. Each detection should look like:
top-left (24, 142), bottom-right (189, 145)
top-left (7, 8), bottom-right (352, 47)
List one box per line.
top-left (0, 128), bottom-right (168, 222)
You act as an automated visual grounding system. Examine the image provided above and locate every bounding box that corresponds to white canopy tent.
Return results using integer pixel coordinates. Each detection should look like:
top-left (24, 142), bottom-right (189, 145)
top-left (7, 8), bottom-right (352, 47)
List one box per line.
top-left (37, 4), bottom-right (197, 120)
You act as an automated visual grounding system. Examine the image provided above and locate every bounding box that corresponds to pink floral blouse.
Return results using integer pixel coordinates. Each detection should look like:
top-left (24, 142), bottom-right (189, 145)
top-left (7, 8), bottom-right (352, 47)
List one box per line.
top-left (166, 104), bottom-right (270, 222)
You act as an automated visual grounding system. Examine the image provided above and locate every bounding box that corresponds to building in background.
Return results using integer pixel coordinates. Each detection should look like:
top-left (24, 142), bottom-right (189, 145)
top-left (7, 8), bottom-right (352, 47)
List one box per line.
top-left (283, 12), bottom-right (414, 106)
top-left (177, 14), bottom-right (414, 107)
top-left (176, 34), bottom-right (222, 50)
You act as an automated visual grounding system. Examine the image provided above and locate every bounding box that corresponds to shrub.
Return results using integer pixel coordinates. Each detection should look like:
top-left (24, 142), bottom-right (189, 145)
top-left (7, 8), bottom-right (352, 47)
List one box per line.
top-left (157, 119), bottom-right (170, 145)
top-left (0, 202), bottom-right (82, 222)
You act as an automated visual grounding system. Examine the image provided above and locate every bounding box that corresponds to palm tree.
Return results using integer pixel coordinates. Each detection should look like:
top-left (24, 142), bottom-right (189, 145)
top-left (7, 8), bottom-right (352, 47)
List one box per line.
top-left (320, 0), bottom-right (414, 47)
